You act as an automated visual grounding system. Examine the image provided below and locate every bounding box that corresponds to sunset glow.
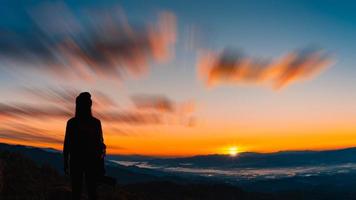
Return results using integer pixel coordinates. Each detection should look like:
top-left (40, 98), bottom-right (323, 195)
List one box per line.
top-left (0, 1), bottom-right (355, 157)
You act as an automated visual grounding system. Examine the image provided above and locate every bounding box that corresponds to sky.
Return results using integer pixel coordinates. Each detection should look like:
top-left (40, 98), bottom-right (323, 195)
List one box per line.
top-left (0, 0), bottom-right (355, 156)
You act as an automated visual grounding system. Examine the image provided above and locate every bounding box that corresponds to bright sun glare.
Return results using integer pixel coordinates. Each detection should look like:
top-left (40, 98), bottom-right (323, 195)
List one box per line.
top-left (228, 146), bottom-right (239, 157)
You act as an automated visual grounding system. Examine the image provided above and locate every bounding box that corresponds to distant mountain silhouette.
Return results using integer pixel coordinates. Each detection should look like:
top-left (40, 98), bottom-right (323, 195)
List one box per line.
top-left (4, 143), bottom-right (356, 171)
top-left (0, 143), bottom-right (63, 172)
top-left (0, 143), bottom-right (273, 200)
top-left (0, 142), bottom-right (236, 185)
top-left (3, 143), bottom-right (356, 199)
top-left (143, 148), bottom-right (356, 168)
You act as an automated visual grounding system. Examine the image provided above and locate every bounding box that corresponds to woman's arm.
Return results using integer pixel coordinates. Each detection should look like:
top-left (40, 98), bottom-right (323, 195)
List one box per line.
top-left (98, 120), bottom-right (106, 158)
top-left (63, 120), bottom-right (72, 175)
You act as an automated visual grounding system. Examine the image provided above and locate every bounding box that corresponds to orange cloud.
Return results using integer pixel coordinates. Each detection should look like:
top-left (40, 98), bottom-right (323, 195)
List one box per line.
top-left (0, 129), bottom-right (62, 145)
top-left (0, 3), bottom-right (176, 81)
top-left (22, 87), bottom-right (117, 111)
top-left (0, 101), bottom-right (162, 126)
top-left (131, 94), bottom-right (196, 114)
top-left (131, 94), bottom-right (175, 113)
top-left (97, 112), bottom-right (162, 125)
top-left (1, 88), bottom-right (195, 126)
top-left (0, 103), bottom-right (71, 120)
top-left (198, 48), bottom-right (334, 89)
top-left (0, 87), bottom-right (197, 146)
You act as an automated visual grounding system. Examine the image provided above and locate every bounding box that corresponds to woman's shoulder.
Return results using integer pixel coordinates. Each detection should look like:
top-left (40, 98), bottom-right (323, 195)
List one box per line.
top-left (67, 117), bottom-right (76, 124)
top-left (91, 117), bottom-right (101, 124)
top-left (67, 117), bottom-right (100, 124)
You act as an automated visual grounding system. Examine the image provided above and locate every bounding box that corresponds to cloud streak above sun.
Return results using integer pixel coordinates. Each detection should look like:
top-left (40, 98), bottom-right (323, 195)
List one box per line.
top-left (0, 2), bottom-right (176, 81)
top-left (0, 87), bottom-right (194, 125)
top-left (131, 94), bottom-right (196, 114)
top-left (0, 87), bottom-right (196, 146)
top-left (198, 48), bottom-right (334, 89)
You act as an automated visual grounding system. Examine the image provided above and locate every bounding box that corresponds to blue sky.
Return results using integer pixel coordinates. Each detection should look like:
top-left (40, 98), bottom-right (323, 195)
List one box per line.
top-left (0, 0), bottom-right (355, 155)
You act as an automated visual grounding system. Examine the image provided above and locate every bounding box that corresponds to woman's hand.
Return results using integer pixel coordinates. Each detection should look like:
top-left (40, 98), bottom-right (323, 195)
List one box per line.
top-left (101, 145), bottom-right (106, 159)
top-left (100, 151), bottom-right (105, 159)
top-left (64, 160), bottom-right (69, 175)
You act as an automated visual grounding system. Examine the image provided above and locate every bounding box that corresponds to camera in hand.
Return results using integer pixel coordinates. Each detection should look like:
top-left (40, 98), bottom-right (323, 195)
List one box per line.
top-left (99, 175), bottom-right (117, 186)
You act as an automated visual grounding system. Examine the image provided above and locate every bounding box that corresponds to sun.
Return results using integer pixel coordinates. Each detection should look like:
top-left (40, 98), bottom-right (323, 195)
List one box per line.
top-left (228, 146), bottom-right (240, 157)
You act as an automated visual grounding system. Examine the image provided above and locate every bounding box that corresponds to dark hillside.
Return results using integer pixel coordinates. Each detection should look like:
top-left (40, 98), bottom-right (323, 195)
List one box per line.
top-left (0, 148), bottom-right (273, 200)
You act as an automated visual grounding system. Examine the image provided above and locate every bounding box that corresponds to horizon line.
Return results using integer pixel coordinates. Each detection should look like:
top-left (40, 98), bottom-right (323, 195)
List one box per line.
top-left (1, 142), bottom-right (356, 158)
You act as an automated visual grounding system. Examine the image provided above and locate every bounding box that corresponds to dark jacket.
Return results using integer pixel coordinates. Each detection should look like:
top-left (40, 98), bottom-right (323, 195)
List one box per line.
top-left (63, 117), bottom-right (106, 176)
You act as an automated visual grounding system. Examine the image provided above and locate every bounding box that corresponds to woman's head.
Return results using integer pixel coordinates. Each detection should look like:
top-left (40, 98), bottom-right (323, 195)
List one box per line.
top-left (75, 92), bottom-right (92, 118)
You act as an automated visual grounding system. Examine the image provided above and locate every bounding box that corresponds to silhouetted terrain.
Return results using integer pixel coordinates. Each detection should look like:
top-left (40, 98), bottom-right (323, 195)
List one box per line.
top-left (143, 148), bottom-right (356, 168)
top-left (3, 143), bottom-right (356, 199)
top-left (0, 150), bottom-right (71, 199)
top-left (0, 143), bottom-right (272, 200)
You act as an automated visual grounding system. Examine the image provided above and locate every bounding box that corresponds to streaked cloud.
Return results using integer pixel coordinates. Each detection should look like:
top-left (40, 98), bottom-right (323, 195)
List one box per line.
top-left (198, 48), bottom-right (334, 89)
top-left (0, 129), bottom-right (62, 145)
top-left (97, 112), bottom-right (162, 125)
top-left (131, 94), bottom-right (196, 114)
top-left (0, 2), bottom-right (176, 81)
top-left (22, 87), bottom-right (117, 110)
top-left (0, 123), bottom-right (124, 149)
top-left (0, 88), bottom-right (195, 126)
top-left (0, 103), bottom-right (71, 120)
top-left (131, 94), bottom-right (175, 113)
top-left (0, 101), bottom-right (162, 125)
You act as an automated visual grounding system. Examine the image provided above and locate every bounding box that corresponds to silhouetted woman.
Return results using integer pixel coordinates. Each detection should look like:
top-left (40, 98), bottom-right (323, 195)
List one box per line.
top-left (63, 92), bottom-right (106, 200)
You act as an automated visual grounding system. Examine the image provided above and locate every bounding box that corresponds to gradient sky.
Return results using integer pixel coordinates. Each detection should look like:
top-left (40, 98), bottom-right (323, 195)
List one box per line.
top-left (0, 0), bottom-right (355, 156)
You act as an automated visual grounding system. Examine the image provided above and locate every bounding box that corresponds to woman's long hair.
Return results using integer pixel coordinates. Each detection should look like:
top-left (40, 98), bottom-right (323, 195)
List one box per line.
top-left (75, 92), bottom-right (92, 118)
